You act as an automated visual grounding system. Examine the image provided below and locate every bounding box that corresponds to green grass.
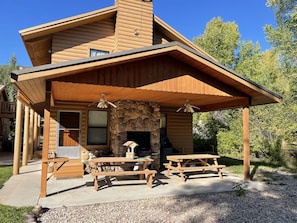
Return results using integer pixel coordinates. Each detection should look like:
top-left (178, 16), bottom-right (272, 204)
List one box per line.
top-left (0, 165), bottom-right (34, 223)
top-left (219, 155), bottom-right (297, 181)
top-left (0, 204), bottom-right (33, 223)
top-left (0, 165), bottom-right (13, 189)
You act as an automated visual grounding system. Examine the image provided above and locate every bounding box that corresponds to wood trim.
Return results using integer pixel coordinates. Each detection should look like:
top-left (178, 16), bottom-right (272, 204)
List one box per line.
top-left (20, 6), bottom-right (117, 41)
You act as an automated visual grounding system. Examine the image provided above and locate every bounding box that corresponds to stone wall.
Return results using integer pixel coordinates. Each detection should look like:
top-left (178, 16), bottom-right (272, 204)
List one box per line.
top-left (109, 100), bottom-right (160, 169)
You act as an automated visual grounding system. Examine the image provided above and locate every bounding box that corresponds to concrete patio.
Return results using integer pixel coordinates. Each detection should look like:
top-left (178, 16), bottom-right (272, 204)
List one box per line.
top-left (0, 152), bottom-right (267, 208)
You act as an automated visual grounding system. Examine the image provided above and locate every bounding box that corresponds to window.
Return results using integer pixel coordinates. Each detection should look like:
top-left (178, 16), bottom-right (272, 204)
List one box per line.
top-left (87, 110), bottom-right (108, 145)
top-left (90, 49), bottom-right (109, 57)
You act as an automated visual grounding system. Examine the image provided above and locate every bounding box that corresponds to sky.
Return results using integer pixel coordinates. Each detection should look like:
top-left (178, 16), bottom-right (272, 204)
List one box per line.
top-left (0, 0), bottom-right (275, 67)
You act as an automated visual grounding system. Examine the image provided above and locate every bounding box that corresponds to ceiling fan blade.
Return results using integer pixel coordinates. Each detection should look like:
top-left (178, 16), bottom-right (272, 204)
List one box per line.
top-left (107, 101), bottom-right (117, 108)
top-left (176, 107), bottom-right (183, 112)
top-left (191, 105), bottom-right (200, 110)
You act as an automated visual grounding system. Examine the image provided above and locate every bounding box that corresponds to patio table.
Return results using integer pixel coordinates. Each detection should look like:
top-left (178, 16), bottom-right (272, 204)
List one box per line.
top-left (165, 154), bottom-right (225, 182)
top-left (91, 157), bottom-right (156, 190)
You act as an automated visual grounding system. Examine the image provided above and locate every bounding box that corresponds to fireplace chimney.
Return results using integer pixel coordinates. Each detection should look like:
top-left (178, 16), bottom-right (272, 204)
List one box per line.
top-left (114, 0), bottom-right (153, 51)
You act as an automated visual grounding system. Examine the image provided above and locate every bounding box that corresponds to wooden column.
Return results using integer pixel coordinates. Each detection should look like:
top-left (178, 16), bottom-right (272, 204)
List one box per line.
top-left (28, 108), bottom-right (34, 160)
top-left (22, 106), bottom-right (30, 166)
top-left (13, 99), bottom-right (23, 175)
top-left (40, 108), bottom-right (50, 198)
top-left (243, 106), bottom-right (250, 181)
top-left (37, 114), bottom-right (41, 150)
top-left (33, 112), bottom-right (39, 151)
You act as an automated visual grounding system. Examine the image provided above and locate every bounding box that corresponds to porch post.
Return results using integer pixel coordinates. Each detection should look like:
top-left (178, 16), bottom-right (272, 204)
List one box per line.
top-left (40, 108), bottom-right (50, 198)
top-left (22, 106), bottom-right (30, 166)
top-left (13, 99), bottom-right (23, 175)
top-left (243, 106), bottom-right (250, 181)
top-left (33, 112), bottom-right (39, 151)
top-left (28, 108), bottom-right (34, 160)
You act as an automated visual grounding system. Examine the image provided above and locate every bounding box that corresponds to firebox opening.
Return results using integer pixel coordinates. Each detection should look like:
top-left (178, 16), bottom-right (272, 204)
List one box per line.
top-left (127, 131), bottom-right (151, 157)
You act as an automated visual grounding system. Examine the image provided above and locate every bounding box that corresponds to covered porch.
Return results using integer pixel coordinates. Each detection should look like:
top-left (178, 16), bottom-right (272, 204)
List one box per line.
top-left (10, 42), bottom-right (281, 197)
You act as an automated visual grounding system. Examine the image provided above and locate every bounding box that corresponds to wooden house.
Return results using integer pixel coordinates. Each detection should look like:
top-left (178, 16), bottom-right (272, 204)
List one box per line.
top-left (10, 0), bottom-right (281, 196)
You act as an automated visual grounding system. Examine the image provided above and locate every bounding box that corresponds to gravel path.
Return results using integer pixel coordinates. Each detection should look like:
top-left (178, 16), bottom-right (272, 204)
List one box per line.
top-left (38, 170), bottom-right (297, 223)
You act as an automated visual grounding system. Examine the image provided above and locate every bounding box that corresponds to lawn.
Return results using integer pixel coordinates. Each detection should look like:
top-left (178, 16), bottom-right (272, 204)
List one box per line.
top-left (0, 165), bottom-right (33, 223)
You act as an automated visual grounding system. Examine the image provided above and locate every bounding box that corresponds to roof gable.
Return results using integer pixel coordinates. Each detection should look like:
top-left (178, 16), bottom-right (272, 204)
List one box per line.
top-left (19, 2), bottom-right (214, 66)
top-left (11, 42), bottom-right (281, 111)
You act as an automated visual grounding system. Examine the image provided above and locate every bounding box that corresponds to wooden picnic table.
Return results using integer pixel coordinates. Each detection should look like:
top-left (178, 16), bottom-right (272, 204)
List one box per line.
top-left (165, 154), bottom-right (225, 182)
top-left (91, 157), bottom-right (156, 190)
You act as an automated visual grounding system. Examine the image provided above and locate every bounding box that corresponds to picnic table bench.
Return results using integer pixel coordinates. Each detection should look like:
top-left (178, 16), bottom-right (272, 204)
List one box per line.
top-left (165, 154), bottom-right (225, 182)
top-left (91, 157), bottom-right (156, 190)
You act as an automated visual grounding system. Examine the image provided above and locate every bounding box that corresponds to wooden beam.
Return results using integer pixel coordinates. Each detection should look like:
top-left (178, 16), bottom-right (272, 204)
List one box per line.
top-left (243, 106), bottom-right (250, 181)
top-left (13, 99), bottom-right (23, 175)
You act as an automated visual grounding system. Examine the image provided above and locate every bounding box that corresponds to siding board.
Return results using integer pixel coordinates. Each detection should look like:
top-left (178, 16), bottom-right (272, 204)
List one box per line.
top-left (52, 19), bottom-right (115, 63)
top-left (166, 111), bottom-right (193, 154)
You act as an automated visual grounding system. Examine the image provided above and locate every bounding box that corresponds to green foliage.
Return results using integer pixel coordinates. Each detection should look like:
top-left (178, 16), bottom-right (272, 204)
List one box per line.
top-left (192, 10), bottom-right (297, 166)
top-left (265, 0), bottom-right (297, 67)
top-left (0, 56), bottom-right (18, 102)
top-left (193, 17), bottom-right (240, 68)
top-left (0, 56), bottom-right (19, 143)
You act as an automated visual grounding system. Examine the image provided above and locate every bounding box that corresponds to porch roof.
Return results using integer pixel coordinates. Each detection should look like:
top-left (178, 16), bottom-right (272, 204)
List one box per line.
top-left (11, 41), bottom-right (281, 113)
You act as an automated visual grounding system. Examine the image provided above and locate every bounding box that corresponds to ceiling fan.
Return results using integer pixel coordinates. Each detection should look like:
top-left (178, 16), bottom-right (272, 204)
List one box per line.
top-left (88, 94), bottom-right (117, 109)
top-left (176, 100), bottom-right (200, 113)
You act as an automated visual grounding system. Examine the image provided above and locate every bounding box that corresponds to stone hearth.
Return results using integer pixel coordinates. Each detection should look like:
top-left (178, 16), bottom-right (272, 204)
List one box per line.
top-left (109, 100), bottom-right (160, 168)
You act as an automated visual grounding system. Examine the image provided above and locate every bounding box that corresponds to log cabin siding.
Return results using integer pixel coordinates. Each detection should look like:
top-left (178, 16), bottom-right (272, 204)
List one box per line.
top-left (115, 0), bottom-right (153, 51)
top-left (166, 111), bottom-right (193, 154)
top-left (49, 108), bottom-right (58, 152)
top-left (52, 19), bottom-right (115, 63)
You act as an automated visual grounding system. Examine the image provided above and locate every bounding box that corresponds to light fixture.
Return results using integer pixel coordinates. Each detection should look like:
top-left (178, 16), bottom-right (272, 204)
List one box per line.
top-left (176, 100), bottom-right (200, 113)
top-left (97, 94), bottom-right (117, 109)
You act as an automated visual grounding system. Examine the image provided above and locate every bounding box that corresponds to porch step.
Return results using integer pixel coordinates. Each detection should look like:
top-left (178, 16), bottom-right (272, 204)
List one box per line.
top-left (53, 159), bottom-right (84, 179)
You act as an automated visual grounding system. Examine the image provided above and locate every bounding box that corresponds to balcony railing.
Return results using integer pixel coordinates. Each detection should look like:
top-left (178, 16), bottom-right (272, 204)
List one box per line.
top-left (0, 102), bottom-right (16, 118)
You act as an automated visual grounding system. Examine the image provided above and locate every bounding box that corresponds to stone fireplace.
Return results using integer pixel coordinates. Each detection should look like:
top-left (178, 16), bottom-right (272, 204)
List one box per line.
top-left (109, 100), bottom-right (160, 168)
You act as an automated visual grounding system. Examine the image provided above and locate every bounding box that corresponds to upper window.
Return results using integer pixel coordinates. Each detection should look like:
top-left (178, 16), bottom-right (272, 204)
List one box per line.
top-left (90, 49), bottom-right (109, 57)
top-left (87, 110), bottom-right (108, 145)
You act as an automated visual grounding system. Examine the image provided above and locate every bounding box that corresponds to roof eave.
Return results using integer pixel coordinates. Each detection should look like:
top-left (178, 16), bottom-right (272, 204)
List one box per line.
top-left (20, 6), bottom-right (117, 41)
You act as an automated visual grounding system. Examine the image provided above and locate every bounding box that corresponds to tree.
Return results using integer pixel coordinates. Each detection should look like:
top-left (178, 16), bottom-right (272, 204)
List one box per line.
top-left (265, 0), bottom-right (297, 67)
top-left (193, 17), bottom-right (240, 68)
top-left (265, 0), bottom-right (297, 146)
top-left (0, 55), bottom-right (18, 101)
top-left (193, 17), bottom-right (242, 155)
top-left (193, 16), bottom-right (292, 162)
